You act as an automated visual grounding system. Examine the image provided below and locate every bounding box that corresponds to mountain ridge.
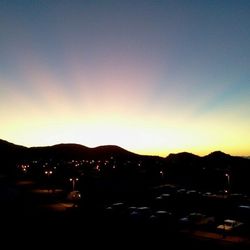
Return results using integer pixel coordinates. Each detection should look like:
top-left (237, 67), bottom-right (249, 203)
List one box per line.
top-left (0, 139), bottom-right (141, 161)
top-left (0, 138), bottom-right (246, 159)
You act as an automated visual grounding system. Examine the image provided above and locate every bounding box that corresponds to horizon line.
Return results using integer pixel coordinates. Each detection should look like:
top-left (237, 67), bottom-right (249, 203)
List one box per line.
top-left (1, 138), bottom-right (249, 159)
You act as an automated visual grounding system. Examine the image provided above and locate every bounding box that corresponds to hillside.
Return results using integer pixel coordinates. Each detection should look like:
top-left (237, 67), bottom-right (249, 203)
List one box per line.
top-left (0, 139), bottom-right (140, 162)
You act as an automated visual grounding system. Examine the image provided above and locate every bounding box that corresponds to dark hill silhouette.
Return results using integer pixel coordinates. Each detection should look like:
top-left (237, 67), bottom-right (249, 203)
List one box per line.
top-left (205, 150), bottom-right (231, 158)
top-left (0, 139), bottom-right (28, 156)
top-left (28, 144), bottom-right (140, 160)
top-left (1, 139), bottom-right (249, 166)
top-left (203, 151), bottom-right (250, 171)
top-left (163, 150), bottom-right (250, 192)
top-left (165, 152), bottom-right (202, 171)
top-left (0, 139), bottom-right (29, 161)
top-left (0, 139), bottom-right (140, 163)
top-left (166, 152), bottom-right (201, 162)
top-left (29, 143), bottom-right (92, 160)
top-left (92, 145), bottom-right (139, 159)
top-left (204, 150), bottom-right (232, 162)
top-left (0, 139), bottom-right (29, 174)
top-left (164, 150), bottom-right (250, 172)
top-left (1, 139), bottom-right (250, 163)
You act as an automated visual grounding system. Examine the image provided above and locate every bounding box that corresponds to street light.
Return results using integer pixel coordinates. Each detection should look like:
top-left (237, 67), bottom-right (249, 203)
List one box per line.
top-left (45, 170), bottom-right (53, 176)
top-left (225, 173), bottom-right (230, 193)
top-left (44, 170), bottom-right (53, 191)
top-left (69, 177), bottom-right (79, 191)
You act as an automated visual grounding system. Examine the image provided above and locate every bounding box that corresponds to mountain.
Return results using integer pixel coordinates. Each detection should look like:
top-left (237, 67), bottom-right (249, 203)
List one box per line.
top-left (204, 150), bottom-right (232, 162)
top-left (0, 139), bottom-right (29, 174)
top-left (92, 145), bottom-right (139, 159)
top-left (164, 152), bottom-right (203, 184)
top-left (165, 150), bottom-right (249, 169)
top-left (28, 143), bottom-right (140, 160)
top-left (0, 139), bottom-right (140, 162)
top-left (0, 139), bottom-right (28, 159)
top-left (1, 139), bottom-right (249, 164)
top-left (165, 152), bottom-right (202, 168)
top-left (29, 143), bottom-right (92, 160)
top-left (202, 151), bottom-right (250, 172)
top-left (166, 152), bottom-right (201, 162)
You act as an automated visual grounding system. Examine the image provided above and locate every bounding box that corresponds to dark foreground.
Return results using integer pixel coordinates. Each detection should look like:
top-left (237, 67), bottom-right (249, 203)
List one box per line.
top-left (0, 176), bottom-right (249, 249)
top-left (2, 214), bottom-right (249, 250)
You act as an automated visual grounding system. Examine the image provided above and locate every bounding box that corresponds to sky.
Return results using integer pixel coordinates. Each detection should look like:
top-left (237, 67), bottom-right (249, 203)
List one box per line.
top-left (0, 0), bottom-right (250, 157)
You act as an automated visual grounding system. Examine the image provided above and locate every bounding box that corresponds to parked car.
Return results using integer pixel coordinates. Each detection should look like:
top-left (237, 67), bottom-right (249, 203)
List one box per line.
top-left (217, 219), bottom-right (243, 232)
top-left (179, 212), bottom-right (215, 227)
top-left (105, 202), bottom-right (126, 218)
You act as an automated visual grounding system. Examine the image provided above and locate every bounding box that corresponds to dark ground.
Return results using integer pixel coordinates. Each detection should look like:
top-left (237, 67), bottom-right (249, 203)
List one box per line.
top-left (0, 175), bottom-right (249, 250)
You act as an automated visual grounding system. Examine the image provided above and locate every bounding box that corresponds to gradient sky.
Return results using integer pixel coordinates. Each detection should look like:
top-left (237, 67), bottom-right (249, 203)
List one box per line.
top-left (1, 0), bottom-right (250, 156)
